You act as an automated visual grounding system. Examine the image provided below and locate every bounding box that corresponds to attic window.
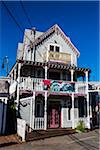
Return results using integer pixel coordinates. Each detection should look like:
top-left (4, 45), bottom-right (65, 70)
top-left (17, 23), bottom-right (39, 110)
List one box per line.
top-left (50, 45), bottom-right (54, 51)
top-left (49, 44), bottom-right (61, 52)
top-left (55, 46), bottom-right (59, 52)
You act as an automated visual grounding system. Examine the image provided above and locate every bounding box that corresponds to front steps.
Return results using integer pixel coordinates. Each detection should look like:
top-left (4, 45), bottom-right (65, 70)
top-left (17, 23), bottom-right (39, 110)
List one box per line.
top-left (26, 128), bottom-right (76, 142)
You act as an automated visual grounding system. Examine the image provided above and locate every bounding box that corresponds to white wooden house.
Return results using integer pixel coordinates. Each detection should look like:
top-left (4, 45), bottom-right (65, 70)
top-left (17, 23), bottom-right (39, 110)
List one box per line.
top-left (9, 24), bottom-right (92, 130)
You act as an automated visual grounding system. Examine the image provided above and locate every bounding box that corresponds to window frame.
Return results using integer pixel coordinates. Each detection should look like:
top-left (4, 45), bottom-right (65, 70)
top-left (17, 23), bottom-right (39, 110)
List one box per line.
top-left (49, 45), bottom-right (54, 52)
top-left (36, 100), bottom-right (44, 117)
top-left (48, 43), bottom-right (61, 52)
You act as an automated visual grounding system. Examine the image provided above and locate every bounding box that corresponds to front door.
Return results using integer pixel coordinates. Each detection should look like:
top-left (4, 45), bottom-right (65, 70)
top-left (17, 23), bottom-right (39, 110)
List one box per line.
top-left (48, 104), bottom-right (60, 128)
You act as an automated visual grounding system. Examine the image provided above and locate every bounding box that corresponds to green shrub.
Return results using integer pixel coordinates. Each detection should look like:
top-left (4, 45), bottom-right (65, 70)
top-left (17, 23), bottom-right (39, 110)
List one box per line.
top-left (76, 120), bottom-right (85, 132)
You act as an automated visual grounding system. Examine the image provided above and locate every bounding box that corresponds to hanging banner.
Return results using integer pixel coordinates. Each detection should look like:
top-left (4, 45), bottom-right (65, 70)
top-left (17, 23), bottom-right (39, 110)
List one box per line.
top-left (43, 80), bottom-right (75, 92)
top-left (43, 80), bottom-right (51, 90)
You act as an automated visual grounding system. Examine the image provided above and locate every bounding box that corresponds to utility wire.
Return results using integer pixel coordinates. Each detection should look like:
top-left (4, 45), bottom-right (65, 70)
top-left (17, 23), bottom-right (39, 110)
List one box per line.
top-left (1, 1), bottom-right (24, 35)
top-left (1, 1), bottom-right (45, 62)
top-left (20, 0), bottom-right (32, 28)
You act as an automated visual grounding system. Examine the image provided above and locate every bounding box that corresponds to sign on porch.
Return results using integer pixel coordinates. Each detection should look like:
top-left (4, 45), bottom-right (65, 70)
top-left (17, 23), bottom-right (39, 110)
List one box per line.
top-left (43, 80), bottom-right (75, 92)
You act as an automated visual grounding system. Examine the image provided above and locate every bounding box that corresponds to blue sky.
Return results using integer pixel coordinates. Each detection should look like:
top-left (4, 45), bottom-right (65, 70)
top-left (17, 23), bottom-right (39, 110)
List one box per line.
top-left (0, 1), bottom-right (99, 81)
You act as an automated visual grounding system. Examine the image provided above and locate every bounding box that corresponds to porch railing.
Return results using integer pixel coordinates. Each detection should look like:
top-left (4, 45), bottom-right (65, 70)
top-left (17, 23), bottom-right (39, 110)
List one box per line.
top-left (19, 77), bottom-right (87, 94)
top-left (20, 77), bottom-right (33, 91)
top-left (34, 118), bottom-right (44, 130)
top-left (34, 78), bottom-right (43, 91)
top-left (75, 82), bottom-right (86, 94)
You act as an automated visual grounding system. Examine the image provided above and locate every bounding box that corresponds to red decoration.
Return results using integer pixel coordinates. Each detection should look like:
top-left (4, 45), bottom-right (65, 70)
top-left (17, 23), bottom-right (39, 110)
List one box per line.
top-left (43, 80), bottom-right (51, 90)
top-left (43, 80), bottom-right (51, 86)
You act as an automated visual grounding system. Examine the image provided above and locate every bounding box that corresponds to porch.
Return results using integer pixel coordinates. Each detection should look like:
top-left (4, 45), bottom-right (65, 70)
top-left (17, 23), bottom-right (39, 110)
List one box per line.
top-left (19, 93), bottom-right (90, 131)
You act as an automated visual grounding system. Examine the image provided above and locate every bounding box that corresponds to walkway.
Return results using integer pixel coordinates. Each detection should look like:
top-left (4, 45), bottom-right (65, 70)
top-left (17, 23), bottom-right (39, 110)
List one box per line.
top-left (0, 129), bottom-right (99, 150)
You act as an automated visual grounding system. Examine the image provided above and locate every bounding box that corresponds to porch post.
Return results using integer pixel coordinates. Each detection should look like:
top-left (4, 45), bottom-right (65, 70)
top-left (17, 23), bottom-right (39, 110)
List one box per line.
top-left (45, 65), bottom-right (48, 80)
top-left (85, 71), bottom-right (88, 82)
top-left (16, 63), bottom-right (21, 116)
top-left (32, 91), bottom-right (35, 129)
top-left (14, 68), bottom-right (16, 80)
top-left (46, 49), bottom-right (49, 62)
top-left (44, 91), bottom-right (47, 130)
top-left (30, 97), bottom-right (33, 132)
top-left (89, 93), bottom-right (92, 118)
top-left (85, 71), bottom-right (90, 129)
top-left (71, 69), bottom-right (74, 82)
top-left (71, 93), bottom-right (75, 129)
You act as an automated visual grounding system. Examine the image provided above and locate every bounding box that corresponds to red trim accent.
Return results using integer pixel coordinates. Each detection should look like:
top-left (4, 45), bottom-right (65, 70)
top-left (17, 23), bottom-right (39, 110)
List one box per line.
top-left (43, 80), bottom-right (51, 85)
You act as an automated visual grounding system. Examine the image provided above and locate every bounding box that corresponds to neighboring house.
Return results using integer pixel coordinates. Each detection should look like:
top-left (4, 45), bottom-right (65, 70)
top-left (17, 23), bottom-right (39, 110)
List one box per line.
top-left (0, 77), bottom-right (9, 135)
top-left (9, 24), bottom-right (96, 130)
top-left (88, 82), bottom-right (100, 126)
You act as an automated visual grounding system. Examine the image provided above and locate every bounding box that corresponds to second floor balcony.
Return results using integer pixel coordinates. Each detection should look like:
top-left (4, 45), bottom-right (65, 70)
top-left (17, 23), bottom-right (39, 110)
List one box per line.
top-left (19, 77), bottom-right (87, 95)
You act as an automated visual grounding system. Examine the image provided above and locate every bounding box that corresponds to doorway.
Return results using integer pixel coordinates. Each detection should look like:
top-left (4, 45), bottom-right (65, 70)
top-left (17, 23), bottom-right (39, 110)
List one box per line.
top-left (48, 101), bottom-right (61, 128)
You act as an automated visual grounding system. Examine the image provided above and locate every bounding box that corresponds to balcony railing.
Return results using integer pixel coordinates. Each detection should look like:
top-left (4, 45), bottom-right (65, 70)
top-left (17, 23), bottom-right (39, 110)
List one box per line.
top-left (19, 77), bottom-right (87, 94)
top-left (75, 82), bottom-right (86, 94)
top-left (44, 51), bottom-right (71, 64)
top-left (20, 77), bottom-right (33, 91)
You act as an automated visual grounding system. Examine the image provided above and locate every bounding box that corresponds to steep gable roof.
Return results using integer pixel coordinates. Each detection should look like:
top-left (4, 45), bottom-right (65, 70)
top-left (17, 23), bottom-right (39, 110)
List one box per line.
top-left (29, 24), bottom-right (80, 57)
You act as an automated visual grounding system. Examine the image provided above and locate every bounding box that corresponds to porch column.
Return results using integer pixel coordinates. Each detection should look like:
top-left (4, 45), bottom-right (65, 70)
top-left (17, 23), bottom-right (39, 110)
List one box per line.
top-left (71, 69), bottom-right (74, 82)
top-left (85, 71), bottom-right (90, 129)
top-left (44, 91), bottom-right (47, 130)
top-left (30, 97), bottom-right (33, 132)
top-left (16, 63), bottom-right (21, 116)
top-left (71, 93), bottom-right (75, 129)
top-left (46, 49), bottom-right (49, 62)
top-left (45, 65), bottom-right (48, 80)
top-left (89, 93), bottom-right (92, 118)
top-left (85, 70), bottom-right (89, 83)
top-left (14, 68), bottom-right (16, 80)
top-left (32, 91), bottom-right (35, 129)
